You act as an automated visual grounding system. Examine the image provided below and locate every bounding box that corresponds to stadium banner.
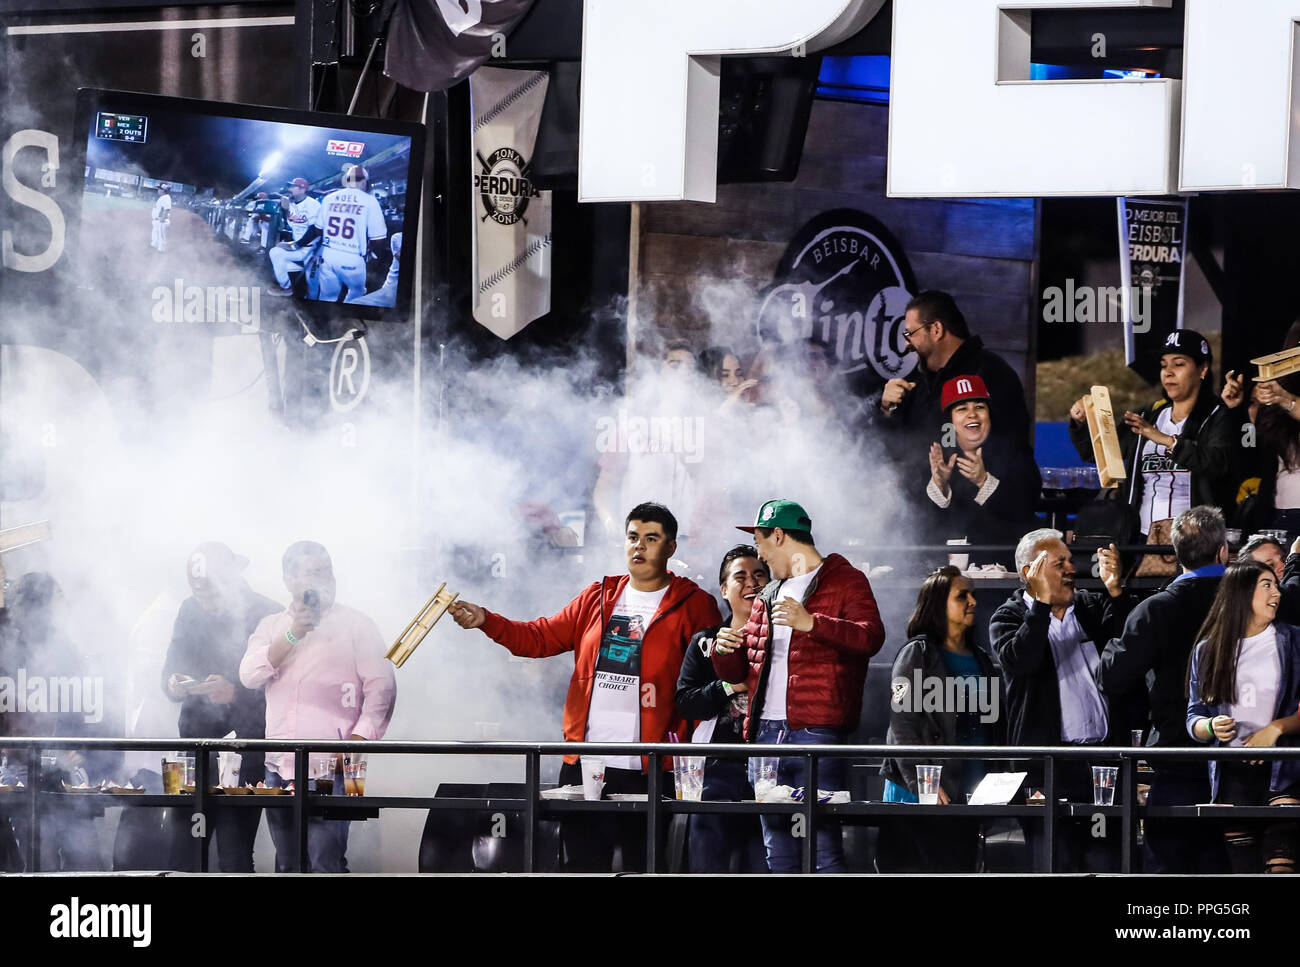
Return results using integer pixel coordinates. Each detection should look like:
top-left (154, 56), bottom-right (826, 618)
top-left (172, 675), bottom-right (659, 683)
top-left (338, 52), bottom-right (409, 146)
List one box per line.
top-left (469, 66), bottom-right (552, 341)
top-left (1118, 196), bottom-right (1189, 383)
top-left (755, 208), bottom-right (918, 399)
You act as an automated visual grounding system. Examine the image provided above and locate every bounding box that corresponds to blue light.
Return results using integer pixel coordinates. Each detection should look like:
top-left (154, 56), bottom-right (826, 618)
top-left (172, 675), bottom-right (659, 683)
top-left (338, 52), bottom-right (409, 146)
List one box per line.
top-left (1032, 62), bottom-right (1160, 80)
top-left (817, 55), bottom-right (891, 105)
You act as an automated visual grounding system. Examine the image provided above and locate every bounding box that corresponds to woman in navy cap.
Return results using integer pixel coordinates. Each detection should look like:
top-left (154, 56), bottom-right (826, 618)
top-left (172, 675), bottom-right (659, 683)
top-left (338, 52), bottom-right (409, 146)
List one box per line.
top-left (925, 374), bottom-right (1041, 566)
top-left (1069, 329), bottom-right (1233, 542)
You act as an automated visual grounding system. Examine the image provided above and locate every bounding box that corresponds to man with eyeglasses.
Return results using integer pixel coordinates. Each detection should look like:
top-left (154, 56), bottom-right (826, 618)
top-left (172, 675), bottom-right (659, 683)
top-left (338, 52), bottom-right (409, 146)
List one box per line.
top-left (880, 291), bottom-right (1031, 449)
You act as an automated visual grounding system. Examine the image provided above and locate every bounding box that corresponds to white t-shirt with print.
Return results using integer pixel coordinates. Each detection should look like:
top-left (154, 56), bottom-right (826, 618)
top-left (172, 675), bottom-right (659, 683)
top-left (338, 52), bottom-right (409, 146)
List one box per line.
top-left (1137, 408), bottom-right (1191, 536)
top-left (586, 585), bottom-right (666, 770)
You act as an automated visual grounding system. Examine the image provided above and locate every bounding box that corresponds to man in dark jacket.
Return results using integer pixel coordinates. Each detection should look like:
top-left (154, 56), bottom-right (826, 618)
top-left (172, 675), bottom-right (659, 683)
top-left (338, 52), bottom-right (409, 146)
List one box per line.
top-left (880, 290), bottom-right (1032, 449)
top-left (990, 527), bottom-right (1134, 871)
top-left (1095, 506), bottom-right (1229, 873)
top-left (713, 499), bottom-right (886, 873)
top-left (161, 542), bottom-right (280, 872)
top-left (676, 545), bottom-right (768, 873)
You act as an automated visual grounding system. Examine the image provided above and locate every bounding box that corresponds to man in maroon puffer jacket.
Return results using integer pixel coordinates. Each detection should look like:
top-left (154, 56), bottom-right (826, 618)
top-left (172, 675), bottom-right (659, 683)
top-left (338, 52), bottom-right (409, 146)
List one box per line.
top-left (712, 499), bottom-right (886, 872)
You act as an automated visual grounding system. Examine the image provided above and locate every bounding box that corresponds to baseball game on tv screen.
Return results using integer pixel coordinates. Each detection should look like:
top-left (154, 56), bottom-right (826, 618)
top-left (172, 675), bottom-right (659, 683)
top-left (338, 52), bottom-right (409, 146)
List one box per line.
top-left (74, 90), bottom-right (424, 324)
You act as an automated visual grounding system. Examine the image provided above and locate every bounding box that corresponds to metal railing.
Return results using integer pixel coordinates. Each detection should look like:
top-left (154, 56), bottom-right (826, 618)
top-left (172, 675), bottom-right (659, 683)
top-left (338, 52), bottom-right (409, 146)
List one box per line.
top-left (2, 737), bottom-right (1297, 874)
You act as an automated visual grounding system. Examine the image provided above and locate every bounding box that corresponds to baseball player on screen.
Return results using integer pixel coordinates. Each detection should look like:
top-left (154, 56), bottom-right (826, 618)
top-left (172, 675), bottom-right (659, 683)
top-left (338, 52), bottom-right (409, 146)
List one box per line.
top-left (346, 231), bottom-right (401, 307)
top-left (150, 183), bottom-right (172, 252)
top-left (240, 192), bottom-right (272, 248)
top-left (301, 164), bottom-right (388, 302)
top-left (266, 177), bottom-right (324, 298)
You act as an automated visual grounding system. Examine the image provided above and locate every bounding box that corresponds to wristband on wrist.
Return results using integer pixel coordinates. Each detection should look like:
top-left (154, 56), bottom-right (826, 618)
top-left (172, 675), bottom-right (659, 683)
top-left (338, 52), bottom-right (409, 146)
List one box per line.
top-left (721, 681), bottom-right (735, 697)
top-left (285, 628), bottom-right (300, 647)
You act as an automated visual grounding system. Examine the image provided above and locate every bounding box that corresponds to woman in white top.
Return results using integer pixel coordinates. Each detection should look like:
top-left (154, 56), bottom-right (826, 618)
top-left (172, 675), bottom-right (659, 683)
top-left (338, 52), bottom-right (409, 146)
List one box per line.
top-left (1187, 559), bottom-right (1300, 873)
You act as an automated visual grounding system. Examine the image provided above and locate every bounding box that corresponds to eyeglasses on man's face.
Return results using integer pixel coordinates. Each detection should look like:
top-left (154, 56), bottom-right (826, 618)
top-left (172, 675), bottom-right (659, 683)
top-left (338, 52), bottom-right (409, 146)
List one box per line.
top-left (902, 322), bottom-right (932, 344)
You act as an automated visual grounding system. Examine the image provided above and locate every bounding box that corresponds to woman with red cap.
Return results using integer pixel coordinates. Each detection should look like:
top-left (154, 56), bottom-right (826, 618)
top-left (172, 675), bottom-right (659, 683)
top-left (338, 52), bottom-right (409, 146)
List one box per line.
top-left (925, 374), bottom-right (1042, 565)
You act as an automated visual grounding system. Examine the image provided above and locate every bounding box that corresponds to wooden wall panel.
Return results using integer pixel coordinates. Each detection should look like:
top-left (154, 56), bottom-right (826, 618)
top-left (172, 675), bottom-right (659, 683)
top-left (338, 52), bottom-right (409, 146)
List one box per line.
top-left (635, 98), bottom-right (1039, 403)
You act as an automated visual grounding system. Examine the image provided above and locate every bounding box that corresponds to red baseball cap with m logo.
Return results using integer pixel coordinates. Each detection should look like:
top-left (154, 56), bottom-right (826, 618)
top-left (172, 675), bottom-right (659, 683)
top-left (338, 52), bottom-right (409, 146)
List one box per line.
top-left (940, 374), bottom-right (990, 413)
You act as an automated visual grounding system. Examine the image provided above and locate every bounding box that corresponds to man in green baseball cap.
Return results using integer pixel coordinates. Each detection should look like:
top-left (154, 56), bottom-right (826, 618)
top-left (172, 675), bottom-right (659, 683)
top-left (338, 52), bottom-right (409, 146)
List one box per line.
top-left (715, 498), bottom-right (886, 873)
top-left (735, 499), bottom-right (814, 540)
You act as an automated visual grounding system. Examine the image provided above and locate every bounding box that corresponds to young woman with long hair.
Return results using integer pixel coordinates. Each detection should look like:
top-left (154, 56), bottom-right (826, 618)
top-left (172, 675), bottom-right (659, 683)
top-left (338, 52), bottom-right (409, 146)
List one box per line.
top-left (1187, 559), bottom-right (1300, 872)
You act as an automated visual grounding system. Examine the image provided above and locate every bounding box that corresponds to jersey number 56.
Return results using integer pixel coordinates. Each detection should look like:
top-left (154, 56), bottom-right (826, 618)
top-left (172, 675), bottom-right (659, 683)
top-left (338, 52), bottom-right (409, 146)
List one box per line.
top-left (327, 216), bottom-right (356, 239)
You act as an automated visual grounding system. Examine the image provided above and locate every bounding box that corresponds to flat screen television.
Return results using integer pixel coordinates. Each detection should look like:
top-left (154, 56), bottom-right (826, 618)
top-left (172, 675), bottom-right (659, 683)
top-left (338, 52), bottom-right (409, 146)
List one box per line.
top-left (69, 89), bottom-right (425, 324)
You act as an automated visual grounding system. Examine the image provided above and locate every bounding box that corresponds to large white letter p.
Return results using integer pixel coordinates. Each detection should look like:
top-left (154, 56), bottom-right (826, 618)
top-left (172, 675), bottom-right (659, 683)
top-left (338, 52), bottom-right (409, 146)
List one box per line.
top-left (578, 0), bottom-right (883, 203)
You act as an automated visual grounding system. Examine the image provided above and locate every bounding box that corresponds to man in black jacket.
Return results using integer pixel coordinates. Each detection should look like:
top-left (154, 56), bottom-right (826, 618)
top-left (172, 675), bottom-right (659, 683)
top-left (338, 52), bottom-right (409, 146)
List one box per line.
top-left (990, 527), bottom-right (1134, 871)
top-left (161, 542), bottom-right (280, 872)
top-left (675, 545), bottom-right (768, 873)
top-left (879, 290), bottom-right (1032, 449)
top-left (1095, 505), bottom-right (1228, 874)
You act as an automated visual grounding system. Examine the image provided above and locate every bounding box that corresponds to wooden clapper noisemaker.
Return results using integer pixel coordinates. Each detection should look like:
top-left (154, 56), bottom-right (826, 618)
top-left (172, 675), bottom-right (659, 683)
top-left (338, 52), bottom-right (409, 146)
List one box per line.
top-left (0, 520), bottom-right (52, 607)
top-left (1082, 386), bottom-right (1127, 489)
top-left (1252, 347), bottom-right (1300, 383)
top-left (386, 583), bottom-right (459, 668)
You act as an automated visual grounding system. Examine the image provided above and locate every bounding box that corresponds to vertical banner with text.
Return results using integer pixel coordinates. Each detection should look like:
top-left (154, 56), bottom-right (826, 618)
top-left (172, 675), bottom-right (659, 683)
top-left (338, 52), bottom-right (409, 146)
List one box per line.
top-left (469, 67), bottom-right (552, 340)
top-left (1119, 197), bottom-right (1189, 383)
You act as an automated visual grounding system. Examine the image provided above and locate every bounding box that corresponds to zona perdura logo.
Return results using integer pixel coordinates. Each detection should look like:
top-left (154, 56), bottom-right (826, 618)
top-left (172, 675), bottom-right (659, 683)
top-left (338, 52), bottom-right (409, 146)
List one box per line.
top-left (474, 146), bottom-right (541, 227)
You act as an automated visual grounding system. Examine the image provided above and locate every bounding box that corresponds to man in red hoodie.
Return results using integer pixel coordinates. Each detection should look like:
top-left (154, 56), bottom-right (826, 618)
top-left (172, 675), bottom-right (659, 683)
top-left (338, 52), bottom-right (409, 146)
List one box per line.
top-left (713, 499), bottom-right (886, 872)
top-left (450, 501), bottom-right (722, 871)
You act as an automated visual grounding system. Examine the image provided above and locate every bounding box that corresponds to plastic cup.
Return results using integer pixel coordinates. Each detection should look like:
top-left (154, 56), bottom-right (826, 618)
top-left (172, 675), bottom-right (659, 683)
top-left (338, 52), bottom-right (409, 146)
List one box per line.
top-left (947, 539), bottom-right (970, 572)
top-left (678, 756), bottom-right (704, 802)
top-left (1225, 528), bottom-right (1242, 549)
top-left (310, 753), bottom-right (338, 794)
top-left (1130, 729), bottom-right (1144, 747)
top-left (748, 756), bottom-right (779, 801)
top-left (1092, 765), bottom-right (1118, 806)
top-left (161, 755), bottom-right (185, 795)
top-left (580, 756), bottom-right (605, 801)
top-left (343, 752), bottom-right (366, 796)
top-left (217, 750), bottom-right (241, 788)
top-left (916, 764), bottom-right (943, 804)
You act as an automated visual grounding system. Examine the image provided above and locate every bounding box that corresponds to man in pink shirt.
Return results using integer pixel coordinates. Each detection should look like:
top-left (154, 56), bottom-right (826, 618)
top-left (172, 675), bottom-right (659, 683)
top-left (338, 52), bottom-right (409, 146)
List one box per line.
top-left (240, 541), bottom-right (396, 872)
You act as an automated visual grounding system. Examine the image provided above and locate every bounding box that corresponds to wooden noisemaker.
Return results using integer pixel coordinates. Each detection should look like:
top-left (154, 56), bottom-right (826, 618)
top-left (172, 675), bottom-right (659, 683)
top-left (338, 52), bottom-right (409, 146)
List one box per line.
top-left (1252, 347), bottom-right (1300, 383)
top-left (386, 583), bottom-right (459, 668)
top-left (1083, 386), bottom-right (1127, 489)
